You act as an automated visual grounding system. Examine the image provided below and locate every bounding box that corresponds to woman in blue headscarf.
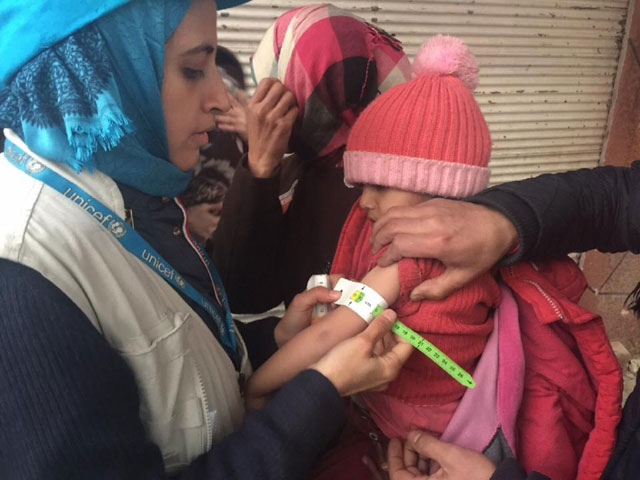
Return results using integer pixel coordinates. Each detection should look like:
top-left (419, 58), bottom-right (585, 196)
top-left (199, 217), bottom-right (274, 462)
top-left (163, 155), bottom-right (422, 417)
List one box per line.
top-left (0, 1), bottom-right (413, 478)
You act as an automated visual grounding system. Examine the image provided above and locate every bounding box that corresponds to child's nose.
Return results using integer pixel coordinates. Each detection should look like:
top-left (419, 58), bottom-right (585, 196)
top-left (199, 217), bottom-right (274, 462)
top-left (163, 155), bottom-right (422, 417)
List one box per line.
top-left (359, 190), bottom-right (374, 210)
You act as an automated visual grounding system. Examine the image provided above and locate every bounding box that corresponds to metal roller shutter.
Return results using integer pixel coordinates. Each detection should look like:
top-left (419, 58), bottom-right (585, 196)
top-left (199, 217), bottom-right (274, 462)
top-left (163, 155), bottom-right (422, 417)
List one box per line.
top-left (218, 0), bottom-right (630, 184)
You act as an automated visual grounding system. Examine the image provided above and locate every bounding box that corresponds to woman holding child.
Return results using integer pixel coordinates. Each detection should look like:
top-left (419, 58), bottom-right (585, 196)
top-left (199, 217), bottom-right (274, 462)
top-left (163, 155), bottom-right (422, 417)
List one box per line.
top-left (245, 30), bottom-right (622, 480)
top-left (212, 3), bottom-right (413, 317)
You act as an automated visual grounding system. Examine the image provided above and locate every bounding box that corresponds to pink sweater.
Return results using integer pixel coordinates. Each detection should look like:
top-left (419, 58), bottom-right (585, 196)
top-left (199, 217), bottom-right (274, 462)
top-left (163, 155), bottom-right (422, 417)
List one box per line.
top-left (331, 203), bottom-right (500, 437)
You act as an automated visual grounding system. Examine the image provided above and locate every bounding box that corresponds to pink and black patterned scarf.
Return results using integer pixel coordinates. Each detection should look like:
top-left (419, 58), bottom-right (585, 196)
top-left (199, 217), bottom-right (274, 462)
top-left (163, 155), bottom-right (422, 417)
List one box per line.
top-left (251, 3), bottom-right (411, 163)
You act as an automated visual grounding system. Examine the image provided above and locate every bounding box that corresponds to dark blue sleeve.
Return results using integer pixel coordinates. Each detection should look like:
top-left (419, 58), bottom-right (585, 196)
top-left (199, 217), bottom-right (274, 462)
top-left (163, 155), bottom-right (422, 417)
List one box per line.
top-left (490, 458), bottom-right (549, 480)
top-left (0, 259), bottom-right (166, 479)
top-left (184, 370), bottom-right (345, 479)
top-left (469, 161), bottom-right (640, 263)
top-left (0, 259), bottom-right (345, 479)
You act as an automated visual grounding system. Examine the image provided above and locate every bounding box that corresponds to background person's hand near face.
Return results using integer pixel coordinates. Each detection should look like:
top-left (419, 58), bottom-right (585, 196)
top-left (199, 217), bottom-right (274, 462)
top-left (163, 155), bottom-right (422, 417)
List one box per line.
top-left (215, 91), bottom-right (249, 141)
top-left (246, 78), bottom-right (298, 178)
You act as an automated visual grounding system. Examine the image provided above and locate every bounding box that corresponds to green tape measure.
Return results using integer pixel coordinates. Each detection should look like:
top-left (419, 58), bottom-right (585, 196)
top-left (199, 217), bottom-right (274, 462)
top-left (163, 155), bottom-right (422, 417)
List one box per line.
top-left (391, 320), bottom-right (476, 389)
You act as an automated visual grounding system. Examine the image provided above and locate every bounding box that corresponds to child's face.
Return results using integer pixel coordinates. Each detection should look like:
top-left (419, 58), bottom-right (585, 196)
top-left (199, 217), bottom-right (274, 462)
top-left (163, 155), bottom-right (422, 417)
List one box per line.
top-left (359, 185), bottom-right (429, 221)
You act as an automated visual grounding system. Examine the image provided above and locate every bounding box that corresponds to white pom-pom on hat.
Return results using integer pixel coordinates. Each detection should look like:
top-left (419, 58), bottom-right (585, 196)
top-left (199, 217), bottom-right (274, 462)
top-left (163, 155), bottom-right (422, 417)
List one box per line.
top-left (412, 35), bottom-right (479, 91)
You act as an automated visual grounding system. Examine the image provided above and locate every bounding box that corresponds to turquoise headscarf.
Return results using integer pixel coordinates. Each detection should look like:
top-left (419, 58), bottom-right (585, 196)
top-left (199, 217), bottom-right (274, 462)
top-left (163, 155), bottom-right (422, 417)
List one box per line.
top-left (0, 0), bottom-right (250, 197)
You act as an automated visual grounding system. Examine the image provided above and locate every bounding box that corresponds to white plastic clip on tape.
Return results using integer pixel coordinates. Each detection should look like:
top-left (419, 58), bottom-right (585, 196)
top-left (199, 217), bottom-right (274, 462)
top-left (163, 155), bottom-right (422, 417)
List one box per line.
top-left (333, 278), bottom-right (388, 324)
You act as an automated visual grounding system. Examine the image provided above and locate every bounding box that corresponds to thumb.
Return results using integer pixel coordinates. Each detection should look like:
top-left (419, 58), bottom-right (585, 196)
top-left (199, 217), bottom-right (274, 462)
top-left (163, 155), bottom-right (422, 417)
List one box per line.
top-left (312, 286), bottom-right (342, 303)
top-left (410, 268), bottom-right (477, 301)
top-left (297, 286), bottom-right (341, 308)
top-left (406, 431), bottom-right (453, 467)
top-left (359, 310), bottom-right (397, 344)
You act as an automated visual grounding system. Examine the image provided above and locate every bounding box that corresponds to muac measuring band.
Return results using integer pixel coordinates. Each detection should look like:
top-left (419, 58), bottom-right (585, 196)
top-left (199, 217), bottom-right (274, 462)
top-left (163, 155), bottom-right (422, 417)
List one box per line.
top-left (4, 142), bottom-right (236, 351)
top-left (333, 277), bottom-right (475, 389)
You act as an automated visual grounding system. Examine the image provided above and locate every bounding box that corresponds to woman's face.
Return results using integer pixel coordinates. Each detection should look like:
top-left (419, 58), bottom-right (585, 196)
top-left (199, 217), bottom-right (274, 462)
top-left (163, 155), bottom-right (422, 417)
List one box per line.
top-left (162, 0), bottom-right (230, 171)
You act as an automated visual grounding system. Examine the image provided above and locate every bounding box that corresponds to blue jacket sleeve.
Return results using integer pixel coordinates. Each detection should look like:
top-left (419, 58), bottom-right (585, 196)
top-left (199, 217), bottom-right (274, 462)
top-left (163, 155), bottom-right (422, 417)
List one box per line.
top-left (0, 259), bottom-right (345, 480)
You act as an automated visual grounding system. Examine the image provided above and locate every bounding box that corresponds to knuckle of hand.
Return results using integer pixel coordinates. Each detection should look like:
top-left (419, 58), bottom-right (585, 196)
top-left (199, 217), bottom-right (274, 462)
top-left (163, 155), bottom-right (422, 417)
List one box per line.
top-left (249, 104), bottom-right (263, 117)
top-left (286, 112), bottom-right (298, 124)
top-left (386, 218), bottom-right (402, 235)
top-left (388, 237), bottom-right (403, 254)
top-left (262, 77), bottom-right (275, 88)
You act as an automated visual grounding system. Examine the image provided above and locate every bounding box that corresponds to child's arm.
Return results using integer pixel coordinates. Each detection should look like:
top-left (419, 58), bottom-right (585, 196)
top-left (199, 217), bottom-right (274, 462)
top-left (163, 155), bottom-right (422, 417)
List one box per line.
top-left (246, 263), bottom-right (401, 406)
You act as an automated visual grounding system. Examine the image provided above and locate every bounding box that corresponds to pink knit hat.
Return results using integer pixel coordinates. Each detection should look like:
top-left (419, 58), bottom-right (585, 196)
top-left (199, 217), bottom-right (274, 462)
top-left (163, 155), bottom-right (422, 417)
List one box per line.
top-left (344, 35), bottom-right (491, 198)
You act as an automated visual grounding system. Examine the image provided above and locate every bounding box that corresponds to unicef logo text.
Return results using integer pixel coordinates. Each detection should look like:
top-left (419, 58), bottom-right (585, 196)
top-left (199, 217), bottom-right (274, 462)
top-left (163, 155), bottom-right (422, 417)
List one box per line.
top-left (108, 220), bottom-right (126, 238)
top-left (175, 274), bottom-right (186, 289)
top-left (25, 159), bottom-right (45, 174)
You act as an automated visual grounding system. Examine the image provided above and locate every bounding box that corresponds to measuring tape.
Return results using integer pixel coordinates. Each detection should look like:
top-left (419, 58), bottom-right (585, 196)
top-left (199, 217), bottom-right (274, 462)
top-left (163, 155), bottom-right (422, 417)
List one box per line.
top-left (323, 276), bottom-right (476, 389)
top-left (324, 278), bottom-right (476, 388)
top-left (391, 320), bottom-right (475, 389)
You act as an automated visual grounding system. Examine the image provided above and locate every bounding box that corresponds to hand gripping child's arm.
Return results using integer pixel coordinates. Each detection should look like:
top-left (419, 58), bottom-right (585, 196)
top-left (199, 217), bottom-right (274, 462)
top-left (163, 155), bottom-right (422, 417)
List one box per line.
top-left (245, 263), bottom-right (401, 409)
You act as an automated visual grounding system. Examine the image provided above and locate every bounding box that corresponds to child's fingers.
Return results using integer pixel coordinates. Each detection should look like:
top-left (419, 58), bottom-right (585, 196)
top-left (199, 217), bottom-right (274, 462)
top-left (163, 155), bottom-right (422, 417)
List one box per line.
top-left (215, 112), bottom-right (235, 122)
top-left (228, 93), bottom-right (241, 109)
top-left (218, 123), bottom-right (241, 133)
top-left (234, 90), bottom-right (249, 107)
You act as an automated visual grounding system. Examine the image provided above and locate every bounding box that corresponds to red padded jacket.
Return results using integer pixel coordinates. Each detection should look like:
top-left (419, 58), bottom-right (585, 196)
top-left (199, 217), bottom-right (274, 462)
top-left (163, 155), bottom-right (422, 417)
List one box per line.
top-left (501, 258), bottom-right (622, 480)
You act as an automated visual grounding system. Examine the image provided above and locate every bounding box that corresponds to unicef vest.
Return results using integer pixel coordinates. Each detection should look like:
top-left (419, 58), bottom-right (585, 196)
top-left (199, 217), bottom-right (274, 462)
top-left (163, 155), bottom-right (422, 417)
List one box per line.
top-left (0, 130), bottom-right (250, 475)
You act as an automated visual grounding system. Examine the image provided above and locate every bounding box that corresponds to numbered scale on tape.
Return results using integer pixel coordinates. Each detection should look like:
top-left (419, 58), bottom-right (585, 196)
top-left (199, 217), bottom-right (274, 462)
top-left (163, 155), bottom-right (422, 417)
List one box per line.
top-left (306, 275), bottom-right (476, 389)
top-left (391, 320), bottom-right (476, 389)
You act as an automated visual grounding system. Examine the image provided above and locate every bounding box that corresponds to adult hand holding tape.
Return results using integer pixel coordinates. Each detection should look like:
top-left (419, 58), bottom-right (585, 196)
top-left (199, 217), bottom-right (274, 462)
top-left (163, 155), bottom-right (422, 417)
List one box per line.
top-left (275, 283), bottom-right (342, 346)
top-left (330, 277), bottom-right (476, 389)
top-left (311, 309), bottom-right (414, 397)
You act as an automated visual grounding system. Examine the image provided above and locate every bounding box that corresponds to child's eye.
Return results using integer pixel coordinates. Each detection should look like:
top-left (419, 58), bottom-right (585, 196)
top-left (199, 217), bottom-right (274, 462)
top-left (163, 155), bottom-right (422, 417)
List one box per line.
top-left (183, 68), bottom-right (204, 80)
